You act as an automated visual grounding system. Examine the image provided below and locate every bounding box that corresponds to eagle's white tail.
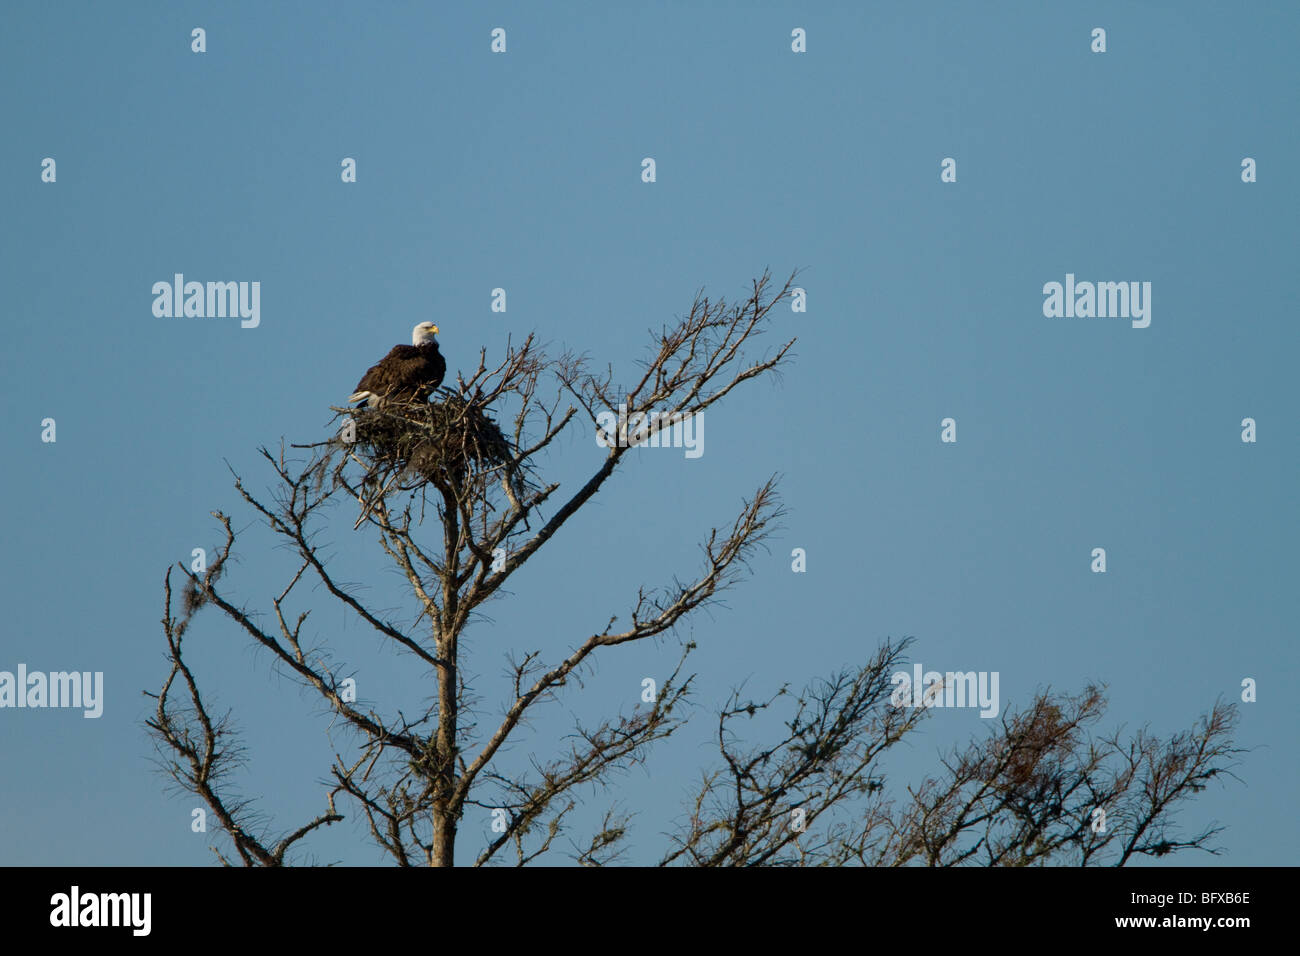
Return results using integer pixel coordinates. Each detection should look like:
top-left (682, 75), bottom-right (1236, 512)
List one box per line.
top-left (348, 390), bottom-right (376, 405)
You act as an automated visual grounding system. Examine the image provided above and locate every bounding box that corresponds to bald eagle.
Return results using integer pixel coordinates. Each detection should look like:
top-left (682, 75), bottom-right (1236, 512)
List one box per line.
top-left (349, 322), bottom-right (446, 407)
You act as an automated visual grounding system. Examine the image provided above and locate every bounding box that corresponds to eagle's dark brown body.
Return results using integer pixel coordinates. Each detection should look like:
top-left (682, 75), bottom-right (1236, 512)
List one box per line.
top-left (350, 341), bottom-right (446, 406)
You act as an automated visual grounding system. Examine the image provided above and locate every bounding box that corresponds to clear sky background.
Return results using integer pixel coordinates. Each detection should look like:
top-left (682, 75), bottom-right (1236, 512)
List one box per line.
top-left (1, 1), bottom-right (1296, 866)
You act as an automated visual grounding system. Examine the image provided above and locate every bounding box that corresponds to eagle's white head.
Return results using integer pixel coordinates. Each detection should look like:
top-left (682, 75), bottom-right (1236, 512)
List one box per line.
top-left (412, 321), bottom-right (440, 346)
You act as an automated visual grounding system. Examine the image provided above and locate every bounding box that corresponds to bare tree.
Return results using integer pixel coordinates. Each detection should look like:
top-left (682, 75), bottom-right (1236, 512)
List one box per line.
top-left (146, 270), bottom-right (1242, 866)
top-left (662, 659), bottom-right (1241, 867)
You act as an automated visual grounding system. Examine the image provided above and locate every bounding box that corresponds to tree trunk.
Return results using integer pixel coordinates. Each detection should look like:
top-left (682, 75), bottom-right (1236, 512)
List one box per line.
top-left (432, 485), bottom-right (461, 866)
top-left (432, 806), bottom-right (456, 866)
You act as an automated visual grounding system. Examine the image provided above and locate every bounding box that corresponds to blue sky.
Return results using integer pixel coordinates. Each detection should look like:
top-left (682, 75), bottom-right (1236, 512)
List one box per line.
top-left (1, 1), bottom-right (1296, 866)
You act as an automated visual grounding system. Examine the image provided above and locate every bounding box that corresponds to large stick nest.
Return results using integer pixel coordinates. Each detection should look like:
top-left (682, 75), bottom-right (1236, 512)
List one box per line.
top-left (327, 389), bottom-right (524, 514)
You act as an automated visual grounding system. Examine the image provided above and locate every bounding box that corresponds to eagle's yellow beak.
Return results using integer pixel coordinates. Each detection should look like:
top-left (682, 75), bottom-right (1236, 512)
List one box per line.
top-left (430, 325), bottom-right (439, 334)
